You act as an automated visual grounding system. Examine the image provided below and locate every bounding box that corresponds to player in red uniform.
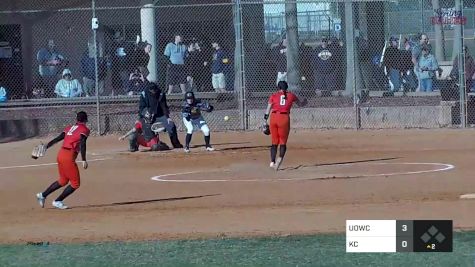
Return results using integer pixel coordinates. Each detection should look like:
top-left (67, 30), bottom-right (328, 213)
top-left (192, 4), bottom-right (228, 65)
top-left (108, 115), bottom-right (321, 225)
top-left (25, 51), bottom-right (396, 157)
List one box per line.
top-left (119, 108), bottom-right (169, 152)
top-left (264, 81), bottom-right (307, 171)
top-left (35, 111), bottom-right (90, 209)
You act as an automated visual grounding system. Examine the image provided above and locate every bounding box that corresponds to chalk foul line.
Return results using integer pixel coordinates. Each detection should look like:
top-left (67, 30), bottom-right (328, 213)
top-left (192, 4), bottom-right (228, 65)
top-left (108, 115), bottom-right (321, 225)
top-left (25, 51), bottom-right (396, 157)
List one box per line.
top-left (0, 158), bottom-right (111, 170)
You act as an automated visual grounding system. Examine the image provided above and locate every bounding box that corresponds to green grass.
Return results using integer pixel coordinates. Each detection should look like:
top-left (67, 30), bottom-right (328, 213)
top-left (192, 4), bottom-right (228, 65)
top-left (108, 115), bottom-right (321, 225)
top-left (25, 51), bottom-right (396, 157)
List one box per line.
top-left (1, 232), bottom-right (475, 267)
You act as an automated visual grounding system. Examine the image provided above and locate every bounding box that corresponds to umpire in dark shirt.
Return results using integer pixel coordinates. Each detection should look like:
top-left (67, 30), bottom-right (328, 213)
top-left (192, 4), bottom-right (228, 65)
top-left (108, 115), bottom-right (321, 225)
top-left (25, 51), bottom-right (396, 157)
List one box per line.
top-left (139, 82), bottom-right (183, 148)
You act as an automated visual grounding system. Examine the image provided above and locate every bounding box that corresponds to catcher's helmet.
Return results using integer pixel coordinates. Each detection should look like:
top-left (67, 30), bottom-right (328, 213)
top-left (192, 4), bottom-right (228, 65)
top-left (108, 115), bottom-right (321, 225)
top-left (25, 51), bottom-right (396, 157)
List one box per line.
top-left (141, 108), bottom-right (154, 124)
top-left (262, 123), bottom-right (270, 135)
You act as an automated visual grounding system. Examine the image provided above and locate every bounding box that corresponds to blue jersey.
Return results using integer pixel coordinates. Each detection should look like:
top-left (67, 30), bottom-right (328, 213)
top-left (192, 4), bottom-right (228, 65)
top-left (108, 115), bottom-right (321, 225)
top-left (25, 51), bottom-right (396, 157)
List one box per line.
top-left (182, 99), bottom-right (212, 120)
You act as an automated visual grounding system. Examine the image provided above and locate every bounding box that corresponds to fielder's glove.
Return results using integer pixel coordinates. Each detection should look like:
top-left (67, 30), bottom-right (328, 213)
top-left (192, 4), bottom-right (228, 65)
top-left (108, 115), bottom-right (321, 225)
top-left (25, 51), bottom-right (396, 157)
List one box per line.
top-left (207, 105), bottom-right (214, 112)
top-left (262, 123), bottom-right (270, 135)
top-left (31, 143), bottom-right (46, 159)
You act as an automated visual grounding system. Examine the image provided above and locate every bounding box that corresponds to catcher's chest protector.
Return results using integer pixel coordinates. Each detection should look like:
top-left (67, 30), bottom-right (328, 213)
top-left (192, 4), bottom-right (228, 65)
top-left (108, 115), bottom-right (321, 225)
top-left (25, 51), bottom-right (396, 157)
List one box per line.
top-left (140, 119), bottom-right (156, 141)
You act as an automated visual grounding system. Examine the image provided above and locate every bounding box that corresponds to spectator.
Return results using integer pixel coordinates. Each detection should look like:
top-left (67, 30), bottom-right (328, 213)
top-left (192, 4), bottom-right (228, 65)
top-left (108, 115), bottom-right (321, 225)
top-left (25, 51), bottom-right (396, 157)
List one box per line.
top-left (400, 38), bottom-right (417, 92)
top-left (417, 45), bottom-right (438, 92)
top-left (313, 38), bottom-right (336, 92)
top-left (81, 45), bottom-right (107, 97)
top-left (211, 41), bottom-right (230, 93)
top-left (330, 37), bottom-right (345, 91)
top-left (450, 46), bottom-right (475, 91)
top-left (383, 36), bottom-right (402, 92)
top-left (299, 42), bottom-right (314, 91)
top-left (37, 40), bottom-right (64, 98)
top-left (110, 31), bottom-right (132, 96)
top-left (54, 69), bottom-right (82, 98)
top-left (186, 42), bottom-right (208, 91)
top-left (274, 38), bottom-right (287, 85)
top-left (0, 80), bottom-right (7, 103)
top-left (127, 68), bottom-right (148, 95)
top-left (132, 41), bottom-right (151, 73)
top-left (412, 33), bottom-right (432, 91)
top-left (164, 34), bottom-right (188, 95)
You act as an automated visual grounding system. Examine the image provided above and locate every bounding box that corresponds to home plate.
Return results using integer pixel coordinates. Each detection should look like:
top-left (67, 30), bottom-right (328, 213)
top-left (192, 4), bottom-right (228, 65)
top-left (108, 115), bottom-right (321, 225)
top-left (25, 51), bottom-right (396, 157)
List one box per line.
top-left (460, 194), bottom-right (475, 199)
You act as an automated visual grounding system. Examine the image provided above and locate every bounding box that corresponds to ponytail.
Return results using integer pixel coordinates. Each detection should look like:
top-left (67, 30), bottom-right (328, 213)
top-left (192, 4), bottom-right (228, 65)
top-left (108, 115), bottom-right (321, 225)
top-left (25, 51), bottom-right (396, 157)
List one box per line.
top-left (277, 81), bottom-right (288, 100)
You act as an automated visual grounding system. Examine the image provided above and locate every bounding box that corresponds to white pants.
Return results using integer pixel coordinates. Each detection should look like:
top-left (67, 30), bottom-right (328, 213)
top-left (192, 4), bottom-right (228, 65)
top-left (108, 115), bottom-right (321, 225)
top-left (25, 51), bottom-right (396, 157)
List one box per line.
top-left (212, 73), bottom-right (226, 90)
top-left (276, 72), bottom-right (287, 85)
top-left (183, 116), bottom-right (210, 136)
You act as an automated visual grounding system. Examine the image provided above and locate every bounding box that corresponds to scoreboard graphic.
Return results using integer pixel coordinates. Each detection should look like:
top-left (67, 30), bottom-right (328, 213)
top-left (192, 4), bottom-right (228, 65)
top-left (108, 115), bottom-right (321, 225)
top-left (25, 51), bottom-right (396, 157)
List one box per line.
top-left (346, 220), bottom-right (453, 253)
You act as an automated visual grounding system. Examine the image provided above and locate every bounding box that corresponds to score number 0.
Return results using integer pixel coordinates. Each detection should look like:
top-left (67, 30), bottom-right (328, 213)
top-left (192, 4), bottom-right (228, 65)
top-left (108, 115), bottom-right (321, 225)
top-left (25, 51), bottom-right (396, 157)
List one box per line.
top-left (402, 224), bottom-right (408, 248)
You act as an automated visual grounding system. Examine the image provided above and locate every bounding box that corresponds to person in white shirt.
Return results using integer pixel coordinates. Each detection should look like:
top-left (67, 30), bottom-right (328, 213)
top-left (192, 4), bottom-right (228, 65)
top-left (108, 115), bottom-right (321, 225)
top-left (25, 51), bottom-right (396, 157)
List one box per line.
top-left (55, 69), bottom-right (83, 98)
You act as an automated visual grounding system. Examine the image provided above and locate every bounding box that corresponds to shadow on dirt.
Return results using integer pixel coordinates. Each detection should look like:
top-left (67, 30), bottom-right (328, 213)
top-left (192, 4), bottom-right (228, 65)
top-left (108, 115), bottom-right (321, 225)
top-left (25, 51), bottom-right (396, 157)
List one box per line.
top-left (71, 194), bottom-right (221, 209)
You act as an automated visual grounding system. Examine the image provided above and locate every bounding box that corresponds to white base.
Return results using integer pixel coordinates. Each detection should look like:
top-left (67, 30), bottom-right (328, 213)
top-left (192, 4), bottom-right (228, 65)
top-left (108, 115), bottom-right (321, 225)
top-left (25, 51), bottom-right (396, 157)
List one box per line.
top-left (460, 193), bottom-right (475, 199)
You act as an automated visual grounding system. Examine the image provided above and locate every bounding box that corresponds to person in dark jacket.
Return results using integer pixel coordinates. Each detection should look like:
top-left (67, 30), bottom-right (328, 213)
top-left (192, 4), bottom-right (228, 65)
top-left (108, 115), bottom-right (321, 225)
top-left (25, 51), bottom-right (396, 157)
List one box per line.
top-left (313, 38), bottom-right (336, 92)
top-left (329, 37), bottom-right (344, 91)
top-left (132, 41), bottom-right (151, 73)
top-left (138, 82), bottom-right (183, 148)
top-left (450, 46), bottom-right (475, 91)
top-left (211, 41), bottom-right (230, 93)
top-left (127, 68), bottom-right (148, 95)
top-left (383, 36), bottom-right (402, 92)
top-left (110, 31), bottom-right (132, 95)
top-left (81, 47), bottom-right (107, 97)
top-left (186, 42), bottom-right (208, 91)
top-left (400, 38), bottom-right (417, 92)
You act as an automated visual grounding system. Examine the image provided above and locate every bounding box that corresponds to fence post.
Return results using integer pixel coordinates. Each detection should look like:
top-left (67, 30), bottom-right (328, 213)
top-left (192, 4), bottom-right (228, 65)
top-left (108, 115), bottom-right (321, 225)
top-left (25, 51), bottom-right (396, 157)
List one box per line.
top-left (234, 0), bottom-right (247, 130)
top-left (92, 0), bottom-right (101, 135)
top-left (456, 0), bottom-right (466, 128)
top-left (344, 1), bottom-right (359, 129)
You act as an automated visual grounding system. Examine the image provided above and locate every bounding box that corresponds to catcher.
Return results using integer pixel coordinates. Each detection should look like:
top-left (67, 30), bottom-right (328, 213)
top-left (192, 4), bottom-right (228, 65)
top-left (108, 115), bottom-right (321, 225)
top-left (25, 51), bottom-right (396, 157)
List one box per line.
top-left (120, 107), bottom-right (170, 152)
top-left (34, 111), bottom-right (90, 209)
top-left (182, 91), bottom-right (214, 153)
top-left (264, 81), bottom-right (307, 171)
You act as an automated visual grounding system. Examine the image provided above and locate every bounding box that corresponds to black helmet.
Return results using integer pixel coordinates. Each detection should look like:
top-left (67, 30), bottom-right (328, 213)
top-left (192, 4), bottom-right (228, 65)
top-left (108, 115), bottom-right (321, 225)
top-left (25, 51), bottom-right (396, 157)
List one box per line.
top-left (262, 123), bottom-right (270, 135)
top-left (185, 91), bottom-right (195, 100)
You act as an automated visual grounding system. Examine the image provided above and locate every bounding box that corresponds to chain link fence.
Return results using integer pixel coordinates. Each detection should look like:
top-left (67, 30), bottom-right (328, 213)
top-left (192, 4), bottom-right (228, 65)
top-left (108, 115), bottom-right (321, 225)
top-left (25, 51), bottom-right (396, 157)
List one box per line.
top-left (1, 0), bottom-right (475, 140)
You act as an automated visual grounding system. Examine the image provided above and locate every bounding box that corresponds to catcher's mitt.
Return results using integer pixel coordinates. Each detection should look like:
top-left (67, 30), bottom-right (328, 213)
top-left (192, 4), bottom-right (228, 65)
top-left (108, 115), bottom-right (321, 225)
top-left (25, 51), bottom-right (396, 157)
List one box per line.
top-left (151, 122), bottom-right (165, 133)
top-left (262, 123), bottom-right (270, 135)
top-left (32, 143), bottom-right (46, 159)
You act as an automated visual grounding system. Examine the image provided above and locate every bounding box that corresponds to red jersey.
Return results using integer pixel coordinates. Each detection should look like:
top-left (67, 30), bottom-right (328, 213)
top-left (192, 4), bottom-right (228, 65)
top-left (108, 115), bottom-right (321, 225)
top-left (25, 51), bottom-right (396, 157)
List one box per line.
top-left (62, 122), bottom-right (90, 152)
top-left (268, 91), bottom-right (297, 113)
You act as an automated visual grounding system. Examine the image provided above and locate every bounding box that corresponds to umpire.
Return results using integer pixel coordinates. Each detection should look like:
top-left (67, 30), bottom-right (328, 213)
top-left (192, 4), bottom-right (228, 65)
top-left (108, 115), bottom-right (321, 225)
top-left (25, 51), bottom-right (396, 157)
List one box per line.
top-left (139, 82), bottom-right (183, 149)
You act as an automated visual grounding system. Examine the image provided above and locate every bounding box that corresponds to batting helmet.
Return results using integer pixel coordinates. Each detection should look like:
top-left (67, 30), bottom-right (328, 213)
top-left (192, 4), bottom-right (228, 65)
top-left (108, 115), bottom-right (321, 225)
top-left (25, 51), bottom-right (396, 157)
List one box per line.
top-left (262, 123), bottom-right (270, 135)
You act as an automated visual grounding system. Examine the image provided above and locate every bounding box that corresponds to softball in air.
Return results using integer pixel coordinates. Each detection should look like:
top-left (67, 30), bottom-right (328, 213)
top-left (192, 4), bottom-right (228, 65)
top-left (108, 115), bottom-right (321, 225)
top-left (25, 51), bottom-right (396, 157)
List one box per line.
top-left (224, 116), bottom-right (229, 121)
